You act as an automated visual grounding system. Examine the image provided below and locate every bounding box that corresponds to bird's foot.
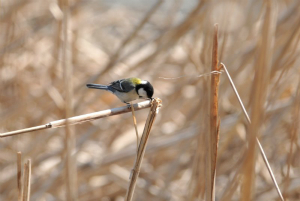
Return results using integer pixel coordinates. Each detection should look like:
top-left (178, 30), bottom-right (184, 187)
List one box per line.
top-left (126, 103), bottom-right (132, 109)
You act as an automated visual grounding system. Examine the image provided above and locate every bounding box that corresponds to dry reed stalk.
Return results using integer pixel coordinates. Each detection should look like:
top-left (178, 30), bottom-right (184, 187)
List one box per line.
top-left (240, 2), bottom-right (277, 200)
top-left (125, 98), bottom-right (162, 201)
top-left (17, 152), bottom-right (23, 201)
top-left (60, 0), bottom-right (78, 199)
top-left (0, 101), bottom-right (152, 137)
top-left (130, 103), bottom-right (139, 152)
top-left (22, 159), bottom-right (31, 201)
top-left (2, 1), bottom-right (300, 200)
top-left (205, 24), bottom-right (220, 201)
top-left (221, 63), bottom-right (284, 201)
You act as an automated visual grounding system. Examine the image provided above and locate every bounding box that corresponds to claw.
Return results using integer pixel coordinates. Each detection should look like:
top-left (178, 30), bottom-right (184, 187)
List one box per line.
top-left (126, 103), bottom-right (131, 109)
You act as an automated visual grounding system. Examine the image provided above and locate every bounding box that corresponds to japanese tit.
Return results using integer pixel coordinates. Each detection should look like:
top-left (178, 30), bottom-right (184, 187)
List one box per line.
top-left (86, 77), bottom-right (154, 104)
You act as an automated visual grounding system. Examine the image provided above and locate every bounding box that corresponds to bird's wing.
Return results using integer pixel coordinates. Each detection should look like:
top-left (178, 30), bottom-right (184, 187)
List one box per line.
top-left (109, 79), bottom-right (135, 92)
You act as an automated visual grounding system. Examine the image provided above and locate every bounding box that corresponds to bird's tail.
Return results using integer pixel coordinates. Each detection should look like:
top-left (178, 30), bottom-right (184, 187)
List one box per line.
top-left (86, 83), bottom-right (108, 90)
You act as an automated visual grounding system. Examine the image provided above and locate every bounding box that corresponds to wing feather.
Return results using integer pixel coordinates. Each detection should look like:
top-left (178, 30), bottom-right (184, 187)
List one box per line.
top-left (109, 79), bottom-right (135, 92)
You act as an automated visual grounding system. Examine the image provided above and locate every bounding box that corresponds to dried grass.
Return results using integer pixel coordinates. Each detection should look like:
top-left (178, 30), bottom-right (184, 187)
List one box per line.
top-left (1, 0), bottom-right (300, 200)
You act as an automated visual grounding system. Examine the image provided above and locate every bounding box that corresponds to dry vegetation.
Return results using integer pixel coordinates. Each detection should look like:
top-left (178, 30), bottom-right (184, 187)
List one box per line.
top-left (1, 0), bottom-right (300, 200)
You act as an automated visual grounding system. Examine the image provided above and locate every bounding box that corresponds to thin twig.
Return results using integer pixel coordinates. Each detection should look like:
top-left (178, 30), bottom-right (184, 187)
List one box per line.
top-left (221, 64), bottom-right (251, 123)
top-left (130, 103), bottom-right (139, 152)
top-left (256, 138), bottom-right (284, 201)
top-left (125, 98), bottom-right (162, 201)
top-left (0, 100), bottom-right (152, 138)
top-left (220, 63), bottom-right (284, 201)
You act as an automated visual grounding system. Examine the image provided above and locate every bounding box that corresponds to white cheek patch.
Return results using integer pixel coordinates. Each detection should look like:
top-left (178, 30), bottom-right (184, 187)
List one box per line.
top-left (140, 80), bottom-right (148, 84)
top-left (138, 88), bottom-right (148, 98)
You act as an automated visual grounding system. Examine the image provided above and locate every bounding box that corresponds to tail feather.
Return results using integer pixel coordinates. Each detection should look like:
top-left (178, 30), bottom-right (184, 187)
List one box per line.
top-left (86, 83), bottom-right (108, 90)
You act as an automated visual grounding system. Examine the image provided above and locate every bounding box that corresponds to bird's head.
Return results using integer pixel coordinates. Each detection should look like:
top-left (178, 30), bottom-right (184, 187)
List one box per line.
top-left (136, 80), bottom-right (154, 100)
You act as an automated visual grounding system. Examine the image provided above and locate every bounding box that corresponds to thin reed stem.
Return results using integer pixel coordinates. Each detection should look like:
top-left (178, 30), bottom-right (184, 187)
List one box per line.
top-left (0, 101), bottom-right (152, 138)
top-left (130, 103), bottom-right (139, 152)
top-left (221, 63), bottom-right (284, 201)
top-left (125, 98), bottom-right (162, 201)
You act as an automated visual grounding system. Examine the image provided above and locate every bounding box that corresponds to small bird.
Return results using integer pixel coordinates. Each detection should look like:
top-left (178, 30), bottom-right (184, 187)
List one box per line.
top-left (86, 78), bottom-right (154, 104)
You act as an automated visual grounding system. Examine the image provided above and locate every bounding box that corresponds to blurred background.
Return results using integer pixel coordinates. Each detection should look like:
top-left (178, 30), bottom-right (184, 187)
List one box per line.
top-left (1, 0), bottom-right (300, 200)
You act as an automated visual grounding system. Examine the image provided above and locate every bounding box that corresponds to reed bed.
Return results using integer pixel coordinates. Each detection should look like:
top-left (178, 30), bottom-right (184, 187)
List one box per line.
top-left (1, 0), bottom-right (300, 200)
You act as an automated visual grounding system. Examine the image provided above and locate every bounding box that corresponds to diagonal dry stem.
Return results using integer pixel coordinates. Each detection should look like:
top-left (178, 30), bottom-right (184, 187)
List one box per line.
top-left (221, 63), bottom-right (284, 201)
top-left (125, 98), bottom-right (162, 201)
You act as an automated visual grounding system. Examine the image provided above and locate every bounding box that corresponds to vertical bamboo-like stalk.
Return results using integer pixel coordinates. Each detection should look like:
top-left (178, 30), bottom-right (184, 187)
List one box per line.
top-left (22, 159), bottom-right (31, 201)
top-left (17, 152), bottom-right (23, 201)
top-left (241, 1), bottom-right (277, 200)
top-left (125, 99), bottom-right (161, 201)
top-left (60, 0), bottom-right (78, 200)
top-left (205, 24), bottom-right (220, 201)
